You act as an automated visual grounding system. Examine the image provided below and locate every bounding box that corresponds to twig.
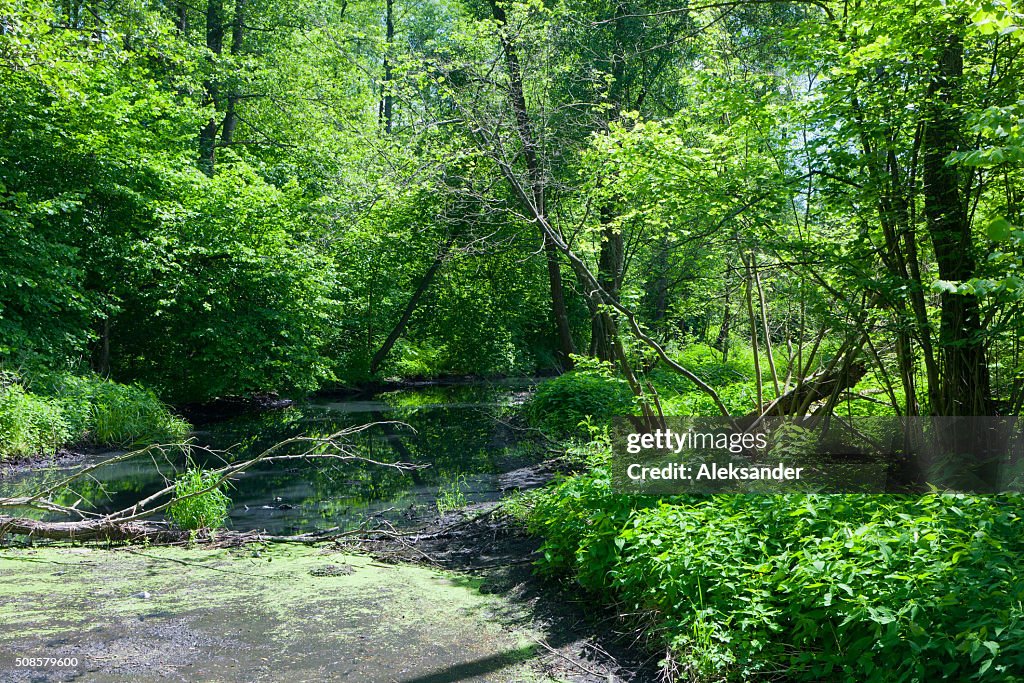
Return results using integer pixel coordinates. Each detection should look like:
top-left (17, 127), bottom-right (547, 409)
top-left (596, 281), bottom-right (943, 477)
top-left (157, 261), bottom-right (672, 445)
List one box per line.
top-left (526, 633), bottom-right (612, 680)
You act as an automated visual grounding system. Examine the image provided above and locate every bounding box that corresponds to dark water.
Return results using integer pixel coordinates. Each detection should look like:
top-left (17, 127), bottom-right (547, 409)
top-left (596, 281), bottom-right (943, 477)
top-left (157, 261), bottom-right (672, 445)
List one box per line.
top-left (1, 382), bottom-right (543, 534)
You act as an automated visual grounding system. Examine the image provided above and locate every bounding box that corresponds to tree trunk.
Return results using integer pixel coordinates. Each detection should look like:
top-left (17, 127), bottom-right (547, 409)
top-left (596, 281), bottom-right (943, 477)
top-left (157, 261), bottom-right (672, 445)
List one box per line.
top-left (379, 0), bottom-right (394, 134)
top-left (176, 3), bottom-right (188, 32)
top-left (544, 238), bottom-right (576, 368)
top-left (753, 257), bottom-right (781, 397)
top-left (922, 28), bottom-right (991, 416)
top-left (220, 0), bottom-right (246, 146)
top-left (743, 253), bottom-right (764, 411)
top-left (99, 316), bottom-right (110, 376)
top-left (199, 0), bottom-right (225, 175)
top-left (369, 239), bottom-right (452, 374)
top-left (714, 267), bottom-right (731, 362)
top-left (752, 362), bottom-right (868, 418)
top-left (487, 0), bottom-right (575, 369)
top-left (588, 4), bottom-right (629, 364)
top-left (590, 207), bottom-right (624, 362)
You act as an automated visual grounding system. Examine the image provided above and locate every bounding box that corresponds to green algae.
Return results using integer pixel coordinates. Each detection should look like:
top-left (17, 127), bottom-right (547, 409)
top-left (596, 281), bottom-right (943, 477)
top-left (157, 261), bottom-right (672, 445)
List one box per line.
top-left (0, 544), bottom-right (553, 682)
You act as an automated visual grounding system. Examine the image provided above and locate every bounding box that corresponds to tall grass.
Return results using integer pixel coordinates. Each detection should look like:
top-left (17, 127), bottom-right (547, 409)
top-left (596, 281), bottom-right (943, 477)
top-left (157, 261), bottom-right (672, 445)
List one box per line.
top-left (167, 467), bottom-right (231, 530)
top-left (0, 372), bottom-right (190, 462)
top-left (0, 383), bottom-right (72, 460)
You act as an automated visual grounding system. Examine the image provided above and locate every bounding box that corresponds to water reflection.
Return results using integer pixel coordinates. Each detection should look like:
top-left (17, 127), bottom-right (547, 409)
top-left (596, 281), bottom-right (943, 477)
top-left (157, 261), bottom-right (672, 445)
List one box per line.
top-left (1, 383), bottom-right (542, 534)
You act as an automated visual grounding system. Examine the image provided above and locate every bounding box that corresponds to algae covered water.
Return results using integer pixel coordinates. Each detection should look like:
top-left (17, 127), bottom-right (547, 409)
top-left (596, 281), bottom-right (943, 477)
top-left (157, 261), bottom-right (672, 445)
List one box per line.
top-left (0, 545), bottom-right (549, 683)
top-left (0, 382), bottom-right (543, 535)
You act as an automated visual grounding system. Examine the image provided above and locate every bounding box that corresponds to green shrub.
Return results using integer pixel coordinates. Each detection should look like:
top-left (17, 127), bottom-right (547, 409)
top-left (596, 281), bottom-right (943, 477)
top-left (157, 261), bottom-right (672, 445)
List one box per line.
top-left (500, 489), bottom-right (536, 524)
top-left (86, 380), bottom-right (189, 446)
top-left (528, 446), bottom-right (1024, 681)
top-left (436, 472), bottom-right (469, 515)
top-left (0, 383), bottom-right (72, 461)
top-left (167, 467), bottom-right (232, 530)
top-left (526, 358), bottom-right (635, 437)
top-left (0, 372), bottom-right (189, 461)
top-left (37, 373), bottom-right (190, 446)
top-left (668, 343), bottom-right (754, 386)
top-left (386, 339), bottom-right (447, 379)
top-left (646, 344), bottom-right (762, 416)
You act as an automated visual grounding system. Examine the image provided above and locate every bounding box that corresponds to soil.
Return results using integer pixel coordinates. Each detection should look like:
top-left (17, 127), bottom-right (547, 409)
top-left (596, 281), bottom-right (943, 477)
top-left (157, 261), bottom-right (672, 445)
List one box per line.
top-left (0, 447), bottom-right (105, 476)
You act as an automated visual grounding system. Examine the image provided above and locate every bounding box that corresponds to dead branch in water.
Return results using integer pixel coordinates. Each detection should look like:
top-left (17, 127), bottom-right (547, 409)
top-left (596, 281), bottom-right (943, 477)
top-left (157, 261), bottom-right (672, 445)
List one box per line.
top-left (0, 423), bottom-right (426, 545)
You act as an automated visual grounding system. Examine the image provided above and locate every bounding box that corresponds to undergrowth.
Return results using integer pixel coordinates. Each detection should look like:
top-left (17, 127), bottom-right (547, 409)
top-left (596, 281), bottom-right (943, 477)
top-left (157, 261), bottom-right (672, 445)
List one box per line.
top-left (436, 471), bottom-right (469, 515)
top-left (526, 439), bottom-right (1024, 681)
top-left (167, 467), bottom-right (232, 530)
top-left (0, 371), bottom-right (190, 461)
top-left (525, 356), bottom-right (634, 437)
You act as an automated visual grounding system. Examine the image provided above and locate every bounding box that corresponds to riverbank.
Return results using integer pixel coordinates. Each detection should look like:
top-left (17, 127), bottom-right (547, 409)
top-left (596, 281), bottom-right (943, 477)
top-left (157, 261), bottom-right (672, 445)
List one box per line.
top-left (334, 455), bottom-right (657, 680)
top-left (0, 445), bottom-right (658, 681)
top-left (0, 372), bottom-right (189, 467)
top-left (1, 372), bottom-right (547, 470)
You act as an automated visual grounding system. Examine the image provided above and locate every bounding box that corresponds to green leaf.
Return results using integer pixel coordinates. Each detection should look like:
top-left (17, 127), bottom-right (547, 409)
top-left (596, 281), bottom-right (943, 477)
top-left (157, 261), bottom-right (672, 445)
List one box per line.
top-left (988, 217), bottom-right (1014, 242)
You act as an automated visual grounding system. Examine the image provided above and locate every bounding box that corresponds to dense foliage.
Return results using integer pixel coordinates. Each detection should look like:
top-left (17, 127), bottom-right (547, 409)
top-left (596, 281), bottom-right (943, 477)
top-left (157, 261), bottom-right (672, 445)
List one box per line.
top-left (3, 0), bottom-right (1024, 678)
top-left (526, 358), bottom-right (634, 436)
top-left (527, 445), bottom-right (1024, 681)
top-left (2, 0), bottom-right (1022, 411)
top-left (0, 372), bottom-right (189, 461)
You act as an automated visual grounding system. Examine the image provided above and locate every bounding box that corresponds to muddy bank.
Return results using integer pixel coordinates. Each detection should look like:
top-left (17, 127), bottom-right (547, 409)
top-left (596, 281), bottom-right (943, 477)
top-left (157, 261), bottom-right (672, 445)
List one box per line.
top-left (175, 393), bottom-right (296, 426)
top-left (316, 374), bottom-right (550, 398)
top-left (0, 447), bottom-right (110, 476)
top-left (347, 497), bottom-right (659, 683)
top-left (0, 459), bottom-right (658, 681)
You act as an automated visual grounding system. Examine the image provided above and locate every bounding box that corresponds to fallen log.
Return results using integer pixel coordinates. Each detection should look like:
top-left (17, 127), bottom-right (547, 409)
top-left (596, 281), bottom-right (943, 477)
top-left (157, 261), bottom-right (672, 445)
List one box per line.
top-left (0, 516), bottom-right (188, 543)
top-left (751, 362), bottom-right (868, 418)
top-left (0, 516), bottom-right (422, 547)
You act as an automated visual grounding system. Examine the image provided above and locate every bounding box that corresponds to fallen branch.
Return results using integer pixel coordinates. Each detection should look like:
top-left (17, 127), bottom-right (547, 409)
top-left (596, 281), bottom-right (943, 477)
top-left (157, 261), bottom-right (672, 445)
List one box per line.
top-left (0, 516), bottom-right (186, 543)
top-left (1, 422), bottom-right (425, 545)
top-left (750, 361), bottom-right (867, 418)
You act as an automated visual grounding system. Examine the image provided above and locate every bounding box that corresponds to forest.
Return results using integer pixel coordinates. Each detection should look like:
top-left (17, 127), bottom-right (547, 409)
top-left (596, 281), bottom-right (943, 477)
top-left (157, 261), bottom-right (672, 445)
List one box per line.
top-left (1, 0), bottom-right (1024, 680)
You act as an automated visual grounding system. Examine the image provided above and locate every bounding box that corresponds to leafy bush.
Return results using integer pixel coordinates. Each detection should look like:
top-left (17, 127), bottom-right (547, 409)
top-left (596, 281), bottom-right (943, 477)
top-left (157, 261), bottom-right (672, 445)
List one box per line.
top-left (106, 166), bottom-right (341, 403)
top-left (435, 472), bottom-right (469, 515)
top-left (167, 468), bottom-right (232, 530)
top-left (387, 339), bottom-right (447, 379)
top-left (647, 344), bottom-right (761, 415)
top-left (658, 381), bottom-right (759, 416)
top-left (528, 446), bottom-right (1024, 681)
top-left (0, 382), bottom-right (72, 461)
top-left (667, 343), bottom-right (754, 386)
top-left (526, 358), bottom-right (635, 437)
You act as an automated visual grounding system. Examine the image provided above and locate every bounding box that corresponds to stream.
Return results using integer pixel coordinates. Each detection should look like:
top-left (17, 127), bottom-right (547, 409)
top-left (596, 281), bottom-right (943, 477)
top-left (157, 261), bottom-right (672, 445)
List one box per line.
top-left (1, 381), bottom-right (544, 534)
top-left (0, 381), bottom-right (642, 682)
